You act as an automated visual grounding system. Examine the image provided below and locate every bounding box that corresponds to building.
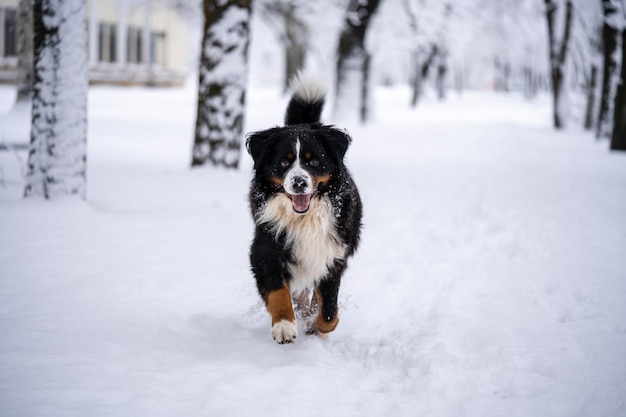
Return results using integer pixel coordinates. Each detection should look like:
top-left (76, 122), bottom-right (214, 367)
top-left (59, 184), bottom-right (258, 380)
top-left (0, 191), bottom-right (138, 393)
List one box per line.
top-left (0, 0), bottom-right (189, 87)
top-left (0, 3), bottom-right (16, 81)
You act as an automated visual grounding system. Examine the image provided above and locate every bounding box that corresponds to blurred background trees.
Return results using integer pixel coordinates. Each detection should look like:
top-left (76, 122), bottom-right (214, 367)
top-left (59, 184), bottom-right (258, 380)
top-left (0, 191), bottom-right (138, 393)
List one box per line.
top-left (250, 0), bottom-right (623, 149)
top-left (3, 0), bottom-right (625, 189)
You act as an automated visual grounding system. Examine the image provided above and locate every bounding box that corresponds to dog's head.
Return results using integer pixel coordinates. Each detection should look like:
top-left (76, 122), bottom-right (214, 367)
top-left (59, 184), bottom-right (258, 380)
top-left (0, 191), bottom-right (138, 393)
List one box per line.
top-left (246, 124), bottom-right (351, 214)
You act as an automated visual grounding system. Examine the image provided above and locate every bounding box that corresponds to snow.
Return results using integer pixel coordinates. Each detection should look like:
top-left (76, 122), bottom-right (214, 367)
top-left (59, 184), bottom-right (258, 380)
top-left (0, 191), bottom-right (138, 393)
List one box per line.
top-left (1, 84), bottom-right (626, 416)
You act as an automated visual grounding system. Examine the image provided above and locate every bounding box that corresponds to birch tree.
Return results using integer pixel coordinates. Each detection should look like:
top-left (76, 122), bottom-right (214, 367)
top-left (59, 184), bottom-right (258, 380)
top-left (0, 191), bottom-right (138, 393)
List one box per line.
top-left (24, 0), bottom-right (88, 199)
top-left (191, 0), bottom-right (253, 169)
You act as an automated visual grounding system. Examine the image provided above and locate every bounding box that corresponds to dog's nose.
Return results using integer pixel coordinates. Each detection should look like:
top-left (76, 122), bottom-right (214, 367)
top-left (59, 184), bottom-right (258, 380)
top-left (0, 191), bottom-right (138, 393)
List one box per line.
top-left (291, 175), bottom-right (308, 193)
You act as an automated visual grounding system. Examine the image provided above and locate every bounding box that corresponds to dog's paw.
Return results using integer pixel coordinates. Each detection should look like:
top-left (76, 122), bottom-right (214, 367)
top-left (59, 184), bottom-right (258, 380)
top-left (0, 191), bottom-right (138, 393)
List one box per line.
top-left (304, 322), bottom-right (330, 339)
top-left (271, 319), bottom-right (297, 344)
top-left (303, 315), bottom-right (338, 339)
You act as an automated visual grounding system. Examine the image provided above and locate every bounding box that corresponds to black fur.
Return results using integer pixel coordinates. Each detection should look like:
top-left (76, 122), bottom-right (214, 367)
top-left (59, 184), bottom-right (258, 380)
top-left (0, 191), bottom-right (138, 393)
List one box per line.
top-left (284, 96), bottom-right (324, 126)
top-left (246, 83), bottom-right (362, 341)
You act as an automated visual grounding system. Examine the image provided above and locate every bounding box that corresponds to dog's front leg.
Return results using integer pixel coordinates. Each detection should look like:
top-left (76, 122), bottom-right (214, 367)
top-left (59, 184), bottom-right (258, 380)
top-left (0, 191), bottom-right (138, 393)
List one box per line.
top-left (266, 284), bottom-right (297, 344)
top-left (313, 268), bottom-right (344, 336)
top-left (250, 230), bottom-right (298, 344)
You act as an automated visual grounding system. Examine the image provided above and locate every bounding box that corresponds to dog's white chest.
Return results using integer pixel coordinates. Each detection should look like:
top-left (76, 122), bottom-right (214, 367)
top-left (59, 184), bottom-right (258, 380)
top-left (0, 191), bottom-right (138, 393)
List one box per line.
top-left (257, 195), bottom-right (347, 294)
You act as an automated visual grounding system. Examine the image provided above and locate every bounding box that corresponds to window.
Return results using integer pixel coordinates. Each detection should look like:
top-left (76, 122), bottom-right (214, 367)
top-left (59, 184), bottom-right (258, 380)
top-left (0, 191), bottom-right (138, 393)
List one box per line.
top-left (151, 31), bottom-right (166, 66)
top-left (127, 26), bottom-right (142, 64)
top-left (1, 7), bottom-right (17, 58)
top-left (4, 8), bottom-right (16, 56)
top-left (98, 23), bottom-right (116, 63)
top-left (83, 23), bottom-right (171, 66)
top-left (128, 27), bottom-right (165, 66)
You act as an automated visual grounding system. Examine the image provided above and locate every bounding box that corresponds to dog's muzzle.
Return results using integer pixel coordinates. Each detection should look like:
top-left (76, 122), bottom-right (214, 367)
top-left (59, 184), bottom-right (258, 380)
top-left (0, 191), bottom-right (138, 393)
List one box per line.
top-left (285, 172), bottom-right (313, 214)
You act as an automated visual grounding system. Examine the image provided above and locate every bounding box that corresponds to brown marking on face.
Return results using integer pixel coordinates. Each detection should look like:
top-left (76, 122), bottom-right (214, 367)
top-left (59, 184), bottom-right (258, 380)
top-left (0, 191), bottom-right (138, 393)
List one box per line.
top-left (270, 175), bottom-right (284, 186)
top-left (313, 173), bottom-right (332, 189)
top-left (304, 151), bottom-right (312, 160)
top-left (314, 288), bottom-right (339, 334)
top-left (266, 285), bottom-right (295, 325)
top-left (287, 152), bottom-right (294, 161)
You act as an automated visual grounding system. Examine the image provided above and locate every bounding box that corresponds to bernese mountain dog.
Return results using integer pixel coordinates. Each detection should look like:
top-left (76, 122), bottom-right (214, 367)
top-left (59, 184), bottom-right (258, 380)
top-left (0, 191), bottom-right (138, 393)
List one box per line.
top-left (246, 74), bottom-right (363, 344)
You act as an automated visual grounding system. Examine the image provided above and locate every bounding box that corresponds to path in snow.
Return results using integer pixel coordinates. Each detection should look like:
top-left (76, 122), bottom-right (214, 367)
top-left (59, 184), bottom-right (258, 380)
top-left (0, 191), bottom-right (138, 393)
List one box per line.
top-left (1, 86), bottom-right (625, 417)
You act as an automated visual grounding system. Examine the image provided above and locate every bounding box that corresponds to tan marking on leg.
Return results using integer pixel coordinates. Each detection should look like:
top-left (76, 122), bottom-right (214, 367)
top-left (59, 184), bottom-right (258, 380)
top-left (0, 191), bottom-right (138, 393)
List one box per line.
top-left (266, 286), bottom-right (295, 325)
top-left (314, 288), bottom-right (339, 334)
top-left (317, 315), bottom-right (339, 334)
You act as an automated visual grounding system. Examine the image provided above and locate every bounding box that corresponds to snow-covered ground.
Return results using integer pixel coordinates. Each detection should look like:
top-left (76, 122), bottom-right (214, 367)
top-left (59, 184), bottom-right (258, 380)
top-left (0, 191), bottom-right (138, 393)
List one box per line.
top-left (1, 84), bottom-right (625, 417)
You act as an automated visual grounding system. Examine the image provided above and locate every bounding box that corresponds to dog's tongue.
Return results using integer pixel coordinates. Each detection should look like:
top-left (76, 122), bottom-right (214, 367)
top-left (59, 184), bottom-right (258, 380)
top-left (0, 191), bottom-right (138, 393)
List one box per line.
top-left (291, 193), bottom-right (312, 213)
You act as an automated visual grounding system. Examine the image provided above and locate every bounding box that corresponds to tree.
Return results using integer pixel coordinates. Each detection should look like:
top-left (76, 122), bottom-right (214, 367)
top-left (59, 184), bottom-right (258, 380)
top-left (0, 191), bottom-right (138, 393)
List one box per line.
top-left (570, 0), bottom-right (603, 131)
top-left (15, 0), bottom-right (34, 105)
top-left (258, 0), bottom-right (310, 93)
top-left (191, 0), bottom-right (253, 169)
top-left (434, 3), bottom-right (452, 101)
top-left (585, 63), bottom-right (600, 129)
top-left (610, 5), bottom-right (626, 150)
top-left (24, 0), bottom-right (88, 199)
top-left (334, 0), bottom-right (382, 123)
top-left (402, 0), bottom-right (448, 107)
top-left (597, 0), bottom-right (623, 139)
top-left (392, 0), bottom-right (546, 106)
top-left (545, 0), bottom-right (573, 129)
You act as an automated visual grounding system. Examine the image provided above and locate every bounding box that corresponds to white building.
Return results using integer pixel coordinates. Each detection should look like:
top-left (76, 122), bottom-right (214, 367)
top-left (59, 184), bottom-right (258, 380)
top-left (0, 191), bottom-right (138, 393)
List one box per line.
top-left (0, 0), bottom-right (190, 87)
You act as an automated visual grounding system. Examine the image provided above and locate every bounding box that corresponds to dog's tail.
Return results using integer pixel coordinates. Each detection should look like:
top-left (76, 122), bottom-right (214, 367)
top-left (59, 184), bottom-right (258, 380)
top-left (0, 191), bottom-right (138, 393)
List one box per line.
top-left (284, 72), bottom-right (327, 126)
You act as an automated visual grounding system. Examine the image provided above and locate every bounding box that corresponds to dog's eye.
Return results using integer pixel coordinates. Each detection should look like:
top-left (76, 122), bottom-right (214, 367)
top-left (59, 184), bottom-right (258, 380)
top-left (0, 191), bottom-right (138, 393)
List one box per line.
top-left (308, 158), bottom-right (320, 167)
top-left (280, 159), bottom-right (290, 168)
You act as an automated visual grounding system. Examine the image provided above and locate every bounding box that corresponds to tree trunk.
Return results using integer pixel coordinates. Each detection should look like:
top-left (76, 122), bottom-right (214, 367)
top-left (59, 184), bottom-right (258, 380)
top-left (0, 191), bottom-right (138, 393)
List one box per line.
top-left (436, 52), bottom-right (447, 100)
top-left (545, 0), bottom-right (573, 129)
top-left (523, 66), bottom-right (536, 98)
top-left (597, 0), bottom-right (623, 140)
top-left (495, 58), bottom-right (504, 91)
top-left (360, 52), bottom-right (372, 121)
top-left (495, 60), bottom-right (510, 93)
top-left (409, 51), bottom-right (422, 107)
top-left (611, 29), bottom-right (626, 150)
top-left (191, 0), bottom-right (252, 169)
top-left (283, 4), bottom-right (307, 93)
top-left (454, 65), bottom-right (464, 95)
top-left (258, 2), bottom-right (308, 93)
top-left (24, 0), bottom-right (88, 199)
top-left (15, 0), bottom-right (34, 105)
top-left (334, 0), bottom-right (381, 123)
top-left (584, 64), bottom-right (599, 130)
top-left (409, 44), bottom-right (437, 107)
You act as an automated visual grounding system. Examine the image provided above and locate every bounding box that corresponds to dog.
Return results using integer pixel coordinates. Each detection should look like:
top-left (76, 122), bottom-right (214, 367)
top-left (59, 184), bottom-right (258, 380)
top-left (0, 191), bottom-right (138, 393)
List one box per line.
top-left (246, 73), bottom-right (362, 344)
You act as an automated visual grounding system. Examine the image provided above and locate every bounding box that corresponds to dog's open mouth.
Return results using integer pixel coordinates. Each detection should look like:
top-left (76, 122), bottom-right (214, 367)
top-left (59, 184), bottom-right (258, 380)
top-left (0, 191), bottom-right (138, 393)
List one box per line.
top-left (287, 193), bottom-right (312, 214)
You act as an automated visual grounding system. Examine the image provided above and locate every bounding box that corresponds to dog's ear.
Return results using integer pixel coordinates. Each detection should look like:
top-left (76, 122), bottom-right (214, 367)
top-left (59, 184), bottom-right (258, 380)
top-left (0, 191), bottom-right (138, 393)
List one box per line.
top-left (319, 126), bottom-right (352, 163)
top-left (246, 127), bottom-right (281, 169)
